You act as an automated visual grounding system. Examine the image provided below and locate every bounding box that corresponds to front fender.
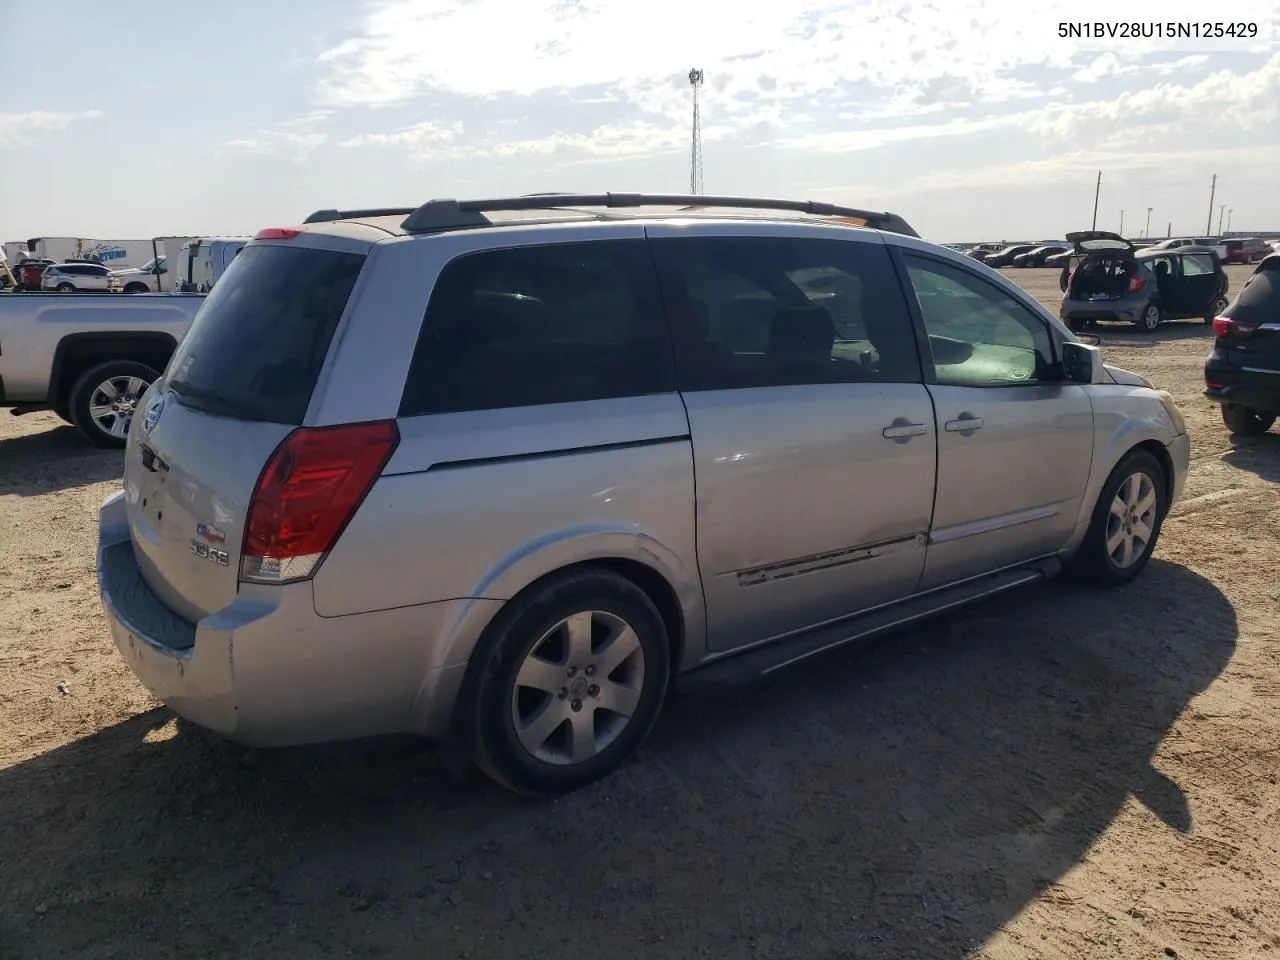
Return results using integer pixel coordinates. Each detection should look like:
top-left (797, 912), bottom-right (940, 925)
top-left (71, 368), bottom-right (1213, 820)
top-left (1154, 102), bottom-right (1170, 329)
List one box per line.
top-left (1062, 389), bottom-right (1178, 555)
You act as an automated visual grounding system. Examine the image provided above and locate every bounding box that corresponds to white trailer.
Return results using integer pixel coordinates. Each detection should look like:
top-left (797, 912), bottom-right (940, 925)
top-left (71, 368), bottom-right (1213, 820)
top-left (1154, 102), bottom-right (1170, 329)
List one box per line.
top-left (4, 237), bottom-right (83, 263)
top-left (176, 236), bottom-right (248, 292)
top-left (106, 236), bottom-right (202, 293)
top-left (77, 239), bottom-right (157, 270)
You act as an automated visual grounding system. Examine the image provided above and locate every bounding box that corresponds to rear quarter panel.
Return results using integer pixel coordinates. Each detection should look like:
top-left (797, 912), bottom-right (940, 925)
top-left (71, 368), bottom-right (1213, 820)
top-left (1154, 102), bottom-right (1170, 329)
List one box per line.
top-left (311, 395), bottom-right (703, 671)
top-left (0, 294), bottom-right (205, 402)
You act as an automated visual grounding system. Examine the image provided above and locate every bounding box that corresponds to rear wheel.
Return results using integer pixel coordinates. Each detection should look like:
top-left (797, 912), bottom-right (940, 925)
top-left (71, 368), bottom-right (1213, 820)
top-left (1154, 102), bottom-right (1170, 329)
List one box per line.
top-left (1205, 295), bottom-right (1229, 324)
top-left (1067, 449), bottom-right (1167, 587)
top-left (1134, 303), bottom-right (1161, 333)
top-left (1221, 403), bottom-right (1276, 436)
top-left (467, 568), bottom-right (671, 797)
top-left (68, 360), bottom-right (159, 448)
top-left (56, 282), bottom-right (75, 293)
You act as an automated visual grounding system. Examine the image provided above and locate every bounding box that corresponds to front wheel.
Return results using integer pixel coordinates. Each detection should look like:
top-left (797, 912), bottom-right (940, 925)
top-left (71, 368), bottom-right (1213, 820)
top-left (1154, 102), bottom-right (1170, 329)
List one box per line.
top-left (467, 568), bottom-right (671, 797)
top-left (1222, 403), bottom-right (1276, 436)
top-left (68, 360), bottom-right (160, 448)
top-left (1067, 449), bottom-right (1167, 587)
top-left (1134, 303), bottom-right (1162, 333)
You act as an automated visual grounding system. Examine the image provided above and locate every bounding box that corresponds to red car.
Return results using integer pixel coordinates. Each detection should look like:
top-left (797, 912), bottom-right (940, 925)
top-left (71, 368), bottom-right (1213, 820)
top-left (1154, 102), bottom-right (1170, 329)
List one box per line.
top-left (1223, 238), bottom-right (1269, 265)
top-left (14, 258), bottom-right (55, 291)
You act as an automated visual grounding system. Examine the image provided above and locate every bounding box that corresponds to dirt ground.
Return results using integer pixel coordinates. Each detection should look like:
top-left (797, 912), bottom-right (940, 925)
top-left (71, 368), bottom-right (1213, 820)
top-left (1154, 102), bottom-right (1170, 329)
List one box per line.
top-left (1, 265), bottom-right (1278, 960)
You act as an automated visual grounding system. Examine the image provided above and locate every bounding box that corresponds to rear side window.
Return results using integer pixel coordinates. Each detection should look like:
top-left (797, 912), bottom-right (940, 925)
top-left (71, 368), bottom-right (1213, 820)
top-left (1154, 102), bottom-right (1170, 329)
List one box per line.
top-left (399, 240), bottom-right (675, 416)
top-left (648, 236), bottom-right (921, 391)
top-left (166, 244), bottom-right (365, 424)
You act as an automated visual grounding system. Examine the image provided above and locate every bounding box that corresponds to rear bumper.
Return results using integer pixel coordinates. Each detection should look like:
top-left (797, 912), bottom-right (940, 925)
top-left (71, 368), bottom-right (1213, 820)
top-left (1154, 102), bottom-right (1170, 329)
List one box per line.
top-left (1203, 359), bottom-right (1280, 414)
top-left (97, 491), bottom-right (478, 747)
top-left (1060, 298), bottom-right (1146, 323)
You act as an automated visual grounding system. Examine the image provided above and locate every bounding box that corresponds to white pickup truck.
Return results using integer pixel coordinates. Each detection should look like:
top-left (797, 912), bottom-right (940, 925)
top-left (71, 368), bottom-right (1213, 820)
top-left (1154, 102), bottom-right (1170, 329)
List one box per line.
top-left (0, 292), bottom-right (206, 447)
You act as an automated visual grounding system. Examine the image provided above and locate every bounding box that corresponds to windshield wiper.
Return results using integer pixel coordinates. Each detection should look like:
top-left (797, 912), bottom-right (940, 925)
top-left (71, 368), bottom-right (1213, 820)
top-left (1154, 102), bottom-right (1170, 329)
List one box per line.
top-left (168, 380), bottom-right (253, 417)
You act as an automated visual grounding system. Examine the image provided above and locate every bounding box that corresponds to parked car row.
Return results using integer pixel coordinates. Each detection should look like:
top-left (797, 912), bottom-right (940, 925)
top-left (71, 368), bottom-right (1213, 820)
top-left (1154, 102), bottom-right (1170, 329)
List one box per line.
top-left (963, 236), bottom-right (1275, 269)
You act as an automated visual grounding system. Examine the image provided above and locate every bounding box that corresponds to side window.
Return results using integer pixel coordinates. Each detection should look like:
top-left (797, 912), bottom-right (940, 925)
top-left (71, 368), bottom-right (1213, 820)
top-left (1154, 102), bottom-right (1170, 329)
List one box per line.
top-left (648, 236), bottom-right (921, 391)
top-left (1182, 254), bottom-right (1215, 277)
top-left (902, 254), bottom-right (1057, 387)
top-left (399, 240), bottom-right (675, 417)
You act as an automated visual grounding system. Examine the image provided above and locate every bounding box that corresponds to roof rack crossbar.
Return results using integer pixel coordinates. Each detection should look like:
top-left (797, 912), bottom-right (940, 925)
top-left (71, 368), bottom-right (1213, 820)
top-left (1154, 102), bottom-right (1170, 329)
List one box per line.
top-left (399, 193), bottom-right (919, 237)
top-left (303, 207), bottom-right (420, 224)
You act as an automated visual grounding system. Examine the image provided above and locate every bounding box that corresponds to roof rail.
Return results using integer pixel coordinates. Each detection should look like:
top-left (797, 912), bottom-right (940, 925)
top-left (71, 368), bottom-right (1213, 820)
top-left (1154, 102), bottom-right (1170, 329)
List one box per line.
top-left (399, 193), bottom-right (920, 238)
top-left (303, 207), bottom-right (419, 224)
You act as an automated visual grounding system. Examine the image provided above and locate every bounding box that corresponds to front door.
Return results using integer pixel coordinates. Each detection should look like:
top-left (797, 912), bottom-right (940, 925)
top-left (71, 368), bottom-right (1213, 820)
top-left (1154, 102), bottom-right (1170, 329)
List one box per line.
top-left (1176, 251), bottom-right (1221, 317)
top-left (648, 227), bottom-right (938, 652)
top-left (897, 251), bottom-right (1095, 591)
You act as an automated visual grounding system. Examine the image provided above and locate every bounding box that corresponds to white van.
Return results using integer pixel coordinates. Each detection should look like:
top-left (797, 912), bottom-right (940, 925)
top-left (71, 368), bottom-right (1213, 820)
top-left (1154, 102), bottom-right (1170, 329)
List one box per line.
top-left (177, 237), bottom-right (248, 292)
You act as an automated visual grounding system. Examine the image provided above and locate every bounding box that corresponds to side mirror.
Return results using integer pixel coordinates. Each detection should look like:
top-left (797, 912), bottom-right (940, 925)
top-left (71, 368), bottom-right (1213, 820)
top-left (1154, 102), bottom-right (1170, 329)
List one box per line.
top-left (1062, 341), bottom-right (1103, 384)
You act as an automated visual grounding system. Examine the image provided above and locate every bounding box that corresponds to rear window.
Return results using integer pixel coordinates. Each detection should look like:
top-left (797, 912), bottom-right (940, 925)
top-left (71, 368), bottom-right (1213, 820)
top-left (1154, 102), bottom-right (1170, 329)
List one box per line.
top-left (165, 244), bottom-right (365, 424)
top-left (1222, 264), bottom-right (1278, 326)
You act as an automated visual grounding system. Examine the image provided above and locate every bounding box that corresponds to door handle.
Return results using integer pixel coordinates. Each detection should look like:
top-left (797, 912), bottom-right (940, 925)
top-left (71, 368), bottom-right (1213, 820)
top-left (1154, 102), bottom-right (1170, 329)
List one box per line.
top-left (944, 417), bottom-right (985, 433)
top-left (882, 422), bottom-right (928, 439)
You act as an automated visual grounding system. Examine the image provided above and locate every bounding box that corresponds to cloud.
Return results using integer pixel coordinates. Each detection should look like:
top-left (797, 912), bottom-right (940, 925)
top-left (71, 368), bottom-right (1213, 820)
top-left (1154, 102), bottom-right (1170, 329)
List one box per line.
top-left (891, 144), bottom-right (1280, 193)
top-left (0, 110), bottom-right (103, 149)
top-left (316, 0), bottom-right (1277, 114)
top-left (1028, 51), bottom-right (1280, 144)
top-left (217, 112), bottom-right (331, 163)
top-left (338, 117), bottom-right (696, 162)
top-left (332, 47), bottom-right (1279, 168)
top-left (338, 120), bottom-right (462, 159)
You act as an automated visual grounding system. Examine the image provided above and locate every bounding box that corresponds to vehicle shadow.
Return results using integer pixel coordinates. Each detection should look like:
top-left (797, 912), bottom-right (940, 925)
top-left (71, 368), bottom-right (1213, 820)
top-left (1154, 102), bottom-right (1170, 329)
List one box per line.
top-left (0, 560), bottom-right (1236, 959)
top-left (0, 420), bottom-right (122, 496)
top-left (1222, 431), bottom-right (1280, 482)
top-left (1088, 322), bottom-right (1213, 348)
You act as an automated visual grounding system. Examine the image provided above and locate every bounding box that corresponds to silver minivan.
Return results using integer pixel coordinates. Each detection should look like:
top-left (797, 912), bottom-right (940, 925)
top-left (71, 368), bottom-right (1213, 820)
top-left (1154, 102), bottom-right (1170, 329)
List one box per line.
top-left (97, 194), bottom-right (1191, 796)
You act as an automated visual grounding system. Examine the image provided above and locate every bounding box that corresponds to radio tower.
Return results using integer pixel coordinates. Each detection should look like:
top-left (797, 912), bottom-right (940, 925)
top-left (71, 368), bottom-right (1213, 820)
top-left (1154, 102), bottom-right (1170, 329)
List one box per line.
top-left (688, 68), bottom-right (704, 195)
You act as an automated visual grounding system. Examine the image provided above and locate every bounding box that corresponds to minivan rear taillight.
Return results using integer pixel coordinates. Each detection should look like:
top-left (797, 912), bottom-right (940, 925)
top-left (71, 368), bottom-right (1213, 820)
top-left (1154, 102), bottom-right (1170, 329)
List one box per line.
top-left (240, 421), bottom-right (399, 584)
top-left (1212, 316), bottom-right (1257, 338)
top-left (1128, 272), bottom-right (1147, 293)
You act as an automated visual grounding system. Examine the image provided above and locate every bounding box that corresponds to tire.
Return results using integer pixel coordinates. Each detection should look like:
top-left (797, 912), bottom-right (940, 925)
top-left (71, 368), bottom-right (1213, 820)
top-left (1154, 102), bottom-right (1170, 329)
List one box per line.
top-left (1221, 403), bottom-right (1276, 436)
top-left (55, 283), bottom-right (75, 293)
top-left (1066, 449), bottom-right (1168, 587)
top-left (467, 567), bottom-right (671, 797)
top-left (68, 360), bottom-right (159, 449)
top-left (1205, 295), bottom-right (1229, 324)
top-left (123, 283), bottom-right (149, 295)
top-left (1134, 303), bottom-right (1161, 333)
top-left (1063, 317), bottom-right (1083, 333)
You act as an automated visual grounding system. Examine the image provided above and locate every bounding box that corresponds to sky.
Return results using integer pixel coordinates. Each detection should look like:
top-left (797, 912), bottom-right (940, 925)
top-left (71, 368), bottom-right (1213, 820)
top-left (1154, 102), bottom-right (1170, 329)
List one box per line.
top-left (1, 0), bottom-right (1278, 244)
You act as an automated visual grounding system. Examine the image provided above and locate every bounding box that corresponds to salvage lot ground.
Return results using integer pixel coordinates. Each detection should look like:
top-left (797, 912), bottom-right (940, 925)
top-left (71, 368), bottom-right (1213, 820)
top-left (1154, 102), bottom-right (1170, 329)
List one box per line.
top-left (1, 264), bottom-right (1277, 959)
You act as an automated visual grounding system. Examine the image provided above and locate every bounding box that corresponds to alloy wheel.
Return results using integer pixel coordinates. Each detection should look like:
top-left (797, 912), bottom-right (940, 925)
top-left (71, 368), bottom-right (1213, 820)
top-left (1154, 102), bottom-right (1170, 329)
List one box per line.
top-left (510, 609), bottom-right (646, 765)
top-left (1106, 472), bottom-right (1158, 569)
top-left (88, 375), bottom-right (148, 440)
